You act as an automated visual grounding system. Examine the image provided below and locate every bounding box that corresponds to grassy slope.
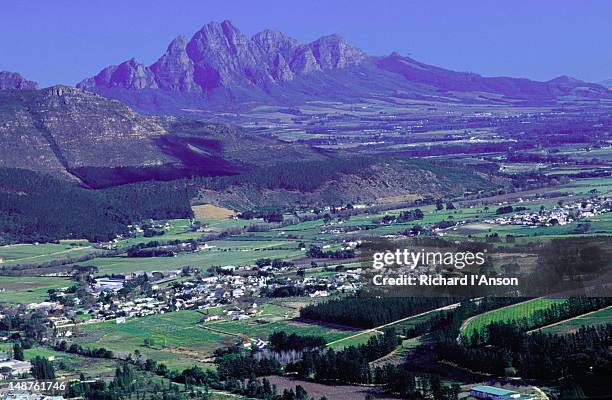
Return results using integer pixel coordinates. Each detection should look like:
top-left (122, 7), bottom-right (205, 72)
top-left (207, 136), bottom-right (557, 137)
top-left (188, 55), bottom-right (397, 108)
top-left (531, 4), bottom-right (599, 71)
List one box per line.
top-left (461, 298), bottom-right (567, 338)
top-left (0, 276), bottom-right (72, 304)
top-left (537, 306), bottom-right (612, 335)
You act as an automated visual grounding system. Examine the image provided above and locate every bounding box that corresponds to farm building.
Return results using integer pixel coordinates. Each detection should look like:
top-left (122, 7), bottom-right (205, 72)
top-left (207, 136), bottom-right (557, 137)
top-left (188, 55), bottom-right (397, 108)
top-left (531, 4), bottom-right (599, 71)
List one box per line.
top-left (469, 386), bottom-right (521, 399)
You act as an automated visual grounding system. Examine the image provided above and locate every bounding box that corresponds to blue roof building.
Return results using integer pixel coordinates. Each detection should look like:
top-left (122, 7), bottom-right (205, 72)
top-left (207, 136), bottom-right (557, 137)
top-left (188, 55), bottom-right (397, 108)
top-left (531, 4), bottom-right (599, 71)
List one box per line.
top-left (469, 386), bottom-right (521, 399)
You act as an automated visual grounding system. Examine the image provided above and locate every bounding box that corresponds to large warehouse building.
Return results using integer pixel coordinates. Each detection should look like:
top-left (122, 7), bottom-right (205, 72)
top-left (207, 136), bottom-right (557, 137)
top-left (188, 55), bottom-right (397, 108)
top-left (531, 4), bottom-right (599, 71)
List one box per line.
top-left (469, 385), bottom-right (527, 399)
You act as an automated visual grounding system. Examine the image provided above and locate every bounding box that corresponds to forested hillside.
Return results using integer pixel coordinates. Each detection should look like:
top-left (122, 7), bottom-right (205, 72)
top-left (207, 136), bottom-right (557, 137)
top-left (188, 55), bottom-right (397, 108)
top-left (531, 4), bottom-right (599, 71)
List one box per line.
top-left (0, 168), bottom-right (194, 243)
top-left (300, 297), bottom-right (458, 328)
top-left (0, 153), bottom-right (495, 243)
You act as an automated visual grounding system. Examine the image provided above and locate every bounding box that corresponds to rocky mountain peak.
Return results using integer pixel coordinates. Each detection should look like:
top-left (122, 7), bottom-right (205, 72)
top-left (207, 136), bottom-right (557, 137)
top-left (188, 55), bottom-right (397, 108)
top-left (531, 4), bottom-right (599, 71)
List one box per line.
top-left (150, 35), bottom-right (199, 92)
top-left (112, 59), bottom-right (158, 90)
top-left (0, 71), bottom-right (39, 90)
top-left (78, 58), bottom-right (158, 91)
top-left (167, 35), bottom-right (188, 52)
top-left (188, 20), bottom-right (252, 60)
top-left (79, 20), bottom-right (368, 94)
top-left (185, 20), bottom-right (267, 87)
top-left (252, 29), bottom-right (300, 57)
top-left (308, 34), bottom-right (366, 69)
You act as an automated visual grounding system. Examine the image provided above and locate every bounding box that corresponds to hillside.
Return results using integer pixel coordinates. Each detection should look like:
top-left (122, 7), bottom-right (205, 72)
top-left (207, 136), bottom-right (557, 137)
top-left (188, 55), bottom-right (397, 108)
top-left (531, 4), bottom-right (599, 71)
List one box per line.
top-left (0, 156), bottom-right (495, 243)
top-left (0, 168), bottom-right (195, 243)
top-left (0, 71), bottom-right (38, 90)
top-left (76, 20), bottom-right (611, 114)
top-left (194, 158), bottom-right (494, 210)
top-left (0, 85), bottom-right (325, 187)
top-left (0, 83), bottom-right (495, 198)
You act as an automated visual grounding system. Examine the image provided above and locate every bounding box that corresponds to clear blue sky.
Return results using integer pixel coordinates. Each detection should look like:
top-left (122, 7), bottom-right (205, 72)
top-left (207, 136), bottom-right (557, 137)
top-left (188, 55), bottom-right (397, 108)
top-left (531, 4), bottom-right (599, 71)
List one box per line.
top-left (1, 0), bottom-right (611, 87)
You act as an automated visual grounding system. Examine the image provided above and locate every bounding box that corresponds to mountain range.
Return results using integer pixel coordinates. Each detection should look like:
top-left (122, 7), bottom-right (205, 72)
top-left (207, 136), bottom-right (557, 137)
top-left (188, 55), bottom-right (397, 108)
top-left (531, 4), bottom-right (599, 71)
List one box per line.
top-left (0, 79), bottom-right (492, 206)
top-left (0, 20), bottom-right (609, 205)
top-left (75, 20), bottom-right (611, 115)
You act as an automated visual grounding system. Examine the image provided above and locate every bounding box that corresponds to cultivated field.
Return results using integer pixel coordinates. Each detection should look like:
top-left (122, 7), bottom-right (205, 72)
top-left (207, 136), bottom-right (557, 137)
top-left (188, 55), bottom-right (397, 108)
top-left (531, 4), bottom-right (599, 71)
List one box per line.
top-left (191, 204), bottom-right (236, 220)
top-left (0, 242), bottom-right (97, 264)
top-left (0, 276), bottom-right (72, 304)
top-left (461, 298), bottom-right (567, 338)
top-left (70, 246), bottom-right (303, 276)
top-left (74, 303), bottom-right (354, 371)
top-left (74, 310), bottom-right (229, 370)
top-left (537, 306), bottom-right (612, 335)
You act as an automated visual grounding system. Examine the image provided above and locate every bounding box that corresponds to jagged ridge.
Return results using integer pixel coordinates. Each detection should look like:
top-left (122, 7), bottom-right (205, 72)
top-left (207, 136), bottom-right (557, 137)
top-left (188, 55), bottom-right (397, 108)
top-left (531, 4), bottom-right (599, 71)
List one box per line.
top-left (78, 20), bottom-right (365, 93)
top-left (0, 71), bottom-right (38, 90)
top-left (75, 20), bottom-right (611, 113)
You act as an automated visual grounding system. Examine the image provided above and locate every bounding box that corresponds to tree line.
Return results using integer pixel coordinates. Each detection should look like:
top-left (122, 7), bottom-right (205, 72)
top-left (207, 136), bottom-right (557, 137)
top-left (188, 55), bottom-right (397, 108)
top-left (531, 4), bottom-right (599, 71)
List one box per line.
top-left (300, 297), bottom-right (458, 328)
top-left (0, 168), bottom-right (195, 243)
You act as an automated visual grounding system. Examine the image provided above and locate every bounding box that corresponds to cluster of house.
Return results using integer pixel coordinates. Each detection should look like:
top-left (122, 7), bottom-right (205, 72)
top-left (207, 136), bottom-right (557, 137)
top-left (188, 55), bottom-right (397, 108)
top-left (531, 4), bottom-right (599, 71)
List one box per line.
top-left (98, 220), bottom-right (171, 249)
top-left (34, 263), bottom-right (362, 329)
top-left (486, 196), bottom-right (610, 227)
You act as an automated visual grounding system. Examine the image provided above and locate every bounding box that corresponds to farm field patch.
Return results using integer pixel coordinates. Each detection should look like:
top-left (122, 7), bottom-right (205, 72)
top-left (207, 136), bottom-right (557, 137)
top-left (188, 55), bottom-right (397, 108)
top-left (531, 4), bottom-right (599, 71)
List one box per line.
top-left (0, 242), bottom-right (97, 264)
top-left (192, 204), bottom-right (236, 221)
top-left (74, 310), bottom-right (228, 371)
top-left (461, 298), bottom-right (567, 338)
top-left (0, 276), bottom-right (72, 304)
top-left (72, 246), bottom-right (303, 276)
top-left (537, 306), bottom-right (612, 335)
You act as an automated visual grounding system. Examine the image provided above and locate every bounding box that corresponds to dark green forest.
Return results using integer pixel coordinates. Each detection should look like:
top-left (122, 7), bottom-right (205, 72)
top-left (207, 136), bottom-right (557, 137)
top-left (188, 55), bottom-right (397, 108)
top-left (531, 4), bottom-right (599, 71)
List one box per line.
top-left (0, 168), bottom-right (195, 243)
top-left (300, 297), bottom-right (459, 328)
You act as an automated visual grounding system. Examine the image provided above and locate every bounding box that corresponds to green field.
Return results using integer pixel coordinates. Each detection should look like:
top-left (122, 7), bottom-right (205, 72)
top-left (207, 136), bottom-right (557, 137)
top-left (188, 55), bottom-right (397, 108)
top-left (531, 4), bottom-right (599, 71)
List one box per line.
top-left (0, 276), bottom-right (71, 304)
top-left (0, 242), bottom-right (97, 264)
top-left (206, 318), bottom-right (353, 344)
top-left (327, 330), bottom-right (381, 350)
top-left (74, 303), bottom-right (353, 371)
top-left (537, 306), bottom-right (612, 335)
top-left (327, 308), bottom-right (449, 350)
top-left (72, 246), bottom-right (303, 276)
top-left (115, 220), bottom-right (204, 248)
top-left (461, 298), bottom-right (567, 338)
top-left (202, 303), bottom-right (354, 344)
top-left (74, 310), bottom-right (229, 371)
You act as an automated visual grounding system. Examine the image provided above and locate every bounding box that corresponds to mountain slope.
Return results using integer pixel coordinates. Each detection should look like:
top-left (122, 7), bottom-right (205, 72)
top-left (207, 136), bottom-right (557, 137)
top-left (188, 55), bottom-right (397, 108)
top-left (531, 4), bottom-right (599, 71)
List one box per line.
top-left (77, 21), bottom-right (611, 114)
top-left (0, 83), bottom-right (496, 208)
top-left (0, 85), bottom-right (326, 187)
top-left (0, 167), bottom-right (198, 244)
top-left (377, 55), bottom-right (609, 101)
top-left (0, 71), bottom-right (38, 90)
